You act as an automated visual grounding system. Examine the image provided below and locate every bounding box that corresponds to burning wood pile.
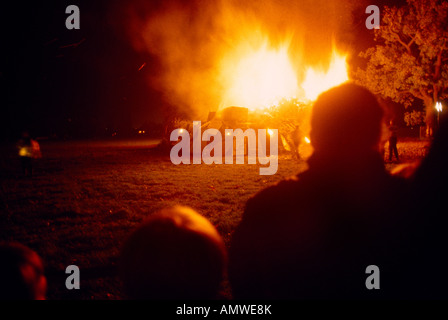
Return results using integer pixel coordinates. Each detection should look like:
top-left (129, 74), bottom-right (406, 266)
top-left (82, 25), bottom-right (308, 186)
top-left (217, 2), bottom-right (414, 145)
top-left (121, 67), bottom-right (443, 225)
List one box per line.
top-left (138, 1), bottom-right (352, 159)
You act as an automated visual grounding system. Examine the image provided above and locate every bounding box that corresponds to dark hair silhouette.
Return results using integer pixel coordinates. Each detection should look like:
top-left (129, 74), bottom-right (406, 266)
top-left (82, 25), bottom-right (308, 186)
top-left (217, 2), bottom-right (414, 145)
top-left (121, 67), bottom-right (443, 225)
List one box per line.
top-left (0, 243), bottom-right (47, 300)
top-left (310, 83), bottom-right (384, 157)
top-left (120, 206), bottom-right (227, 300)
top-left (229, 83), bottom-right (407, 299)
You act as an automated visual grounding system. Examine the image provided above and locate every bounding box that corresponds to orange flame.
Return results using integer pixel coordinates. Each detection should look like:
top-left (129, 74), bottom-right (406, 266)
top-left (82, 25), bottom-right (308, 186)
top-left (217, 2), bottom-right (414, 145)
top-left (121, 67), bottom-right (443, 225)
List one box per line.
top-left (221, 40), bottom-right (299, 111)
top-left (302, 49), bottom-right (349, 101)
top-left (220, 40), bottom-right (348, 111)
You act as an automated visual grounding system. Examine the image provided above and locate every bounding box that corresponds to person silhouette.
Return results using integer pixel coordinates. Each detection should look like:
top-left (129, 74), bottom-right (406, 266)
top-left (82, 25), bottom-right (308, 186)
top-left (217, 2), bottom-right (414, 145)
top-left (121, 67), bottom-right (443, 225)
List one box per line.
top-left (0, 242), bottom-right (47, 300)
top-left (388, 120), bottom-right (399, 162)
top-left (229, 83), bottom-right (409, 299)
top-left (119, 206), bottom-right (227, 300)
top-left (402, 116), bottom-right (448, 298)
top-left (291, 125), bottom-right (303, 160)
top-left (17, 131), bottom-right (33, 177)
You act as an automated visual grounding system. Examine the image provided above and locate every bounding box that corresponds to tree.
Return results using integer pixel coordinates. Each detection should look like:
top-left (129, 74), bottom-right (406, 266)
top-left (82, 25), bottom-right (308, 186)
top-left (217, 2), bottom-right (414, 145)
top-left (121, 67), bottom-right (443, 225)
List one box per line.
top-left (355, 0), bottom-right (448, 136)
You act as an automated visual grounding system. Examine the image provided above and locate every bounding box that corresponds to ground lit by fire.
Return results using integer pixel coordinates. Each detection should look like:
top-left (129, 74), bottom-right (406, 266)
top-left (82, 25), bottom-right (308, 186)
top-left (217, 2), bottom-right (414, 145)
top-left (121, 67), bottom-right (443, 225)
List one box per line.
top-left (0, 138), bottom-right (430, 299)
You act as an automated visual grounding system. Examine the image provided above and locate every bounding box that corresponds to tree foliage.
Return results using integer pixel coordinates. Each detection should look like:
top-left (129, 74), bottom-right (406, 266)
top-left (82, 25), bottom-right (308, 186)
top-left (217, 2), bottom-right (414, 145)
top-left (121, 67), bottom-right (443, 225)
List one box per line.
top-left (355, 0), bottom-right (448, 135)
top-left (404, 110), bottom-right (426, 126)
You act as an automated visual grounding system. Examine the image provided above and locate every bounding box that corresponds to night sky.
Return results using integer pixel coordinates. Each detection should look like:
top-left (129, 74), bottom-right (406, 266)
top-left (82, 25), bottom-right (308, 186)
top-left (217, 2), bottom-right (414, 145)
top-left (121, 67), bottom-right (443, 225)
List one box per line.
top-left (0, 0), bottom-right (162, 140)
top-left (0, 0), bottom-right (406, 140)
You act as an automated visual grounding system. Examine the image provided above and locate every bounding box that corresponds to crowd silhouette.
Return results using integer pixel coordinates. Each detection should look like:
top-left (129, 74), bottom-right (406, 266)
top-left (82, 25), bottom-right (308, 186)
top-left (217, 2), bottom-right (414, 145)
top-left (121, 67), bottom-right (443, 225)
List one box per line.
top-left (2, 83), bottom-right (447, 300)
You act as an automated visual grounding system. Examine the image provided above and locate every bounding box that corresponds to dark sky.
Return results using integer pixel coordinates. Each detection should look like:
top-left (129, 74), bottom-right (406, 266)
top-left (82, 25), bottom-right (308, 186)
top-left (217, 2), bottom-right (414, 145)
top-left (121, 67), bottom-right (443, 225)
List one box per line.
top-left (0, 0), bottom-right (163, 139)
top-left (0, 0), bottom-right (406, 140)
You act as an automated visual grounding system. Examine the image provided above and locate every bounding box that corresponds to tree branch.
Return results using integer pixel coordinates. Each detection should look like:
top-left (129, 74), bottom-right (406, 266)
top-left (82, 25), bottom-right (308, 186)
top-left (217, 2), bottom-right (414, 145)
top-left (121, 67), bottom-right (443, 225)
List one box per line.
top-left (407, 35), bottom-right (416, 48)
top-left (409, 89), bottom-right (424, 100)
top-left (420, 88), bottom-right (432, 103)
top-left (433, 84), bottom-right (439, 102)
top-left (433, 50), bottom-right (443, 80)
top-left (392, 32), bottom-right (412, 54)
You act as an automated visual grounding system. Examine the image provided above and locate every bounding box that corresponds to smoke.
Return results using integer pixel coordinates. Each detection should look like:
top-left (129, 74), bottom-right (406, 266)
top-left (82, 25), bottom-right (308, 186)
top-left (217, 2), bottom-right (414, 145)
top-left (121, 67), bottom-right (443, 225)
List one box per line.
top-left (124, 0), bottom-right (363, 118)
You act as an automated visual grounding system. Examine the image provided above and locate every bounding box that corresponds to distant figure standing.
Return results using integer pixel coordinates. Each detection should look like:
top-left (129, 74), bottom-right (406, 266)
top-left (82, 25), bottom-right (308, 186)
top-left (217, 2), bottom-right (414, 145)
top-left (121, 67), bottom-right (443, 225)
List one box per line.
top-left (388, 120), bottom-right (399, 162)
top-left (17, 132), bottom-right (33, 176)
top-left (291, 125), bottom-right (303, 159)
top-left (17, 132), bottom-right (41, 177)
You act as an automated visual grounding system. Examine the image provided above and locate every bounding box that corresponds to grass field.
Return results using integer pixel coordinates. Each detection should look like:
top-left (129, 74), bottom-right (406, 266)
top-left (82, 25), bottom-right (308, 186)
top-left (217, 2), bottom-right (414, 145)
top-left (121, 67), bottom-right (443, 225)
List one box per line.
top-left (0, 137), bottom-right (429, 299)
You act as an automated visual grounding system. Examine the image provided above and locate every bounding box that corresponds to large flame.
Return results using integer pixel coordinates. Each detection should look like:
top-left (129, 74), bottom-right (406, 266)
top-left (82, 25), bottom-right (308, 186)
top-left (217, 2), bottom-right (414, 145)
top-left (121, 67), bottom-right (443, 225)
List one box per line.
top-left (220, 40), bottom-right (348, 111)
top-left (302, 49), bottom-right (349, 101)
top-left (220, 40), bottom-right (299, 111)
top-left (126, 0), bottom-right (358, 118)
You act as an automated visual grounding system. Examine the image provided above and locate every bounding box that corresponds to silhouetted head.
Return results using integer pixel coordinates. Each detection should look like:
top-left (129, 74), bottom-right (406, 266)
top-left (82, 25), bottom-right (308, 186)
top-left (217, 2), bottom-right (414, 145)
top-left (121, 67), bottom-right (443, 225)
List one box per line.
top-left (120, 206), bottom-right (227, 300)
top-left (0, 243), bottom-right (47, 300)
top-left (310, 83), bottom-right (384, 158)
